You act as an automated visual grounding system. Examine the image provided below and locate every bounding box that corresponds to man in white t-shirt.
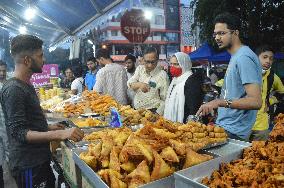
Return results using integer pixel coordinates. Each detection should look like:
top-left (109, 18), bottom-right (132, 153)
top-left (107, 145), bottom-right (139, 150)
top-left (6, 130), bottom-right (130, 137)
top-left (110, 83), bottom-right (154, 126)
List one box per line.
top-left (71, 66), bottom-right (84, 95)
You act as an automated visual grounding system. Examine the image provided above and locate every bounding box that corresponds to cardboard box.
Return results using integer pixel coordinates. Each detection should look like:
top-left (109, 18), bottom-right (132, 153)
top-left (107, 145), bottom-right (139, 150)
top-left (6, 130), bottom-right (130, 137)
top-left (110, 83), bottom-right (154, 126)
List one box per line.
top-left (61, 142), bottom-right (82, 188)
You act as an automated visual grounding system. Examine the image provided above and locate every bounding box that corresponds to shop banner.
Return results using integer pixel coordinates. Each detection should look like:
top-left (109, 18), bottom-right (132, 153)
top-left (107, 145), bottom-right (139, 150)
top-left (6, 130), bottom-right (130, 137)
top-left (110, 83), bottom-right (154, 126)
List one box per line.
top-left (30, 64), bottom-right (59, 87)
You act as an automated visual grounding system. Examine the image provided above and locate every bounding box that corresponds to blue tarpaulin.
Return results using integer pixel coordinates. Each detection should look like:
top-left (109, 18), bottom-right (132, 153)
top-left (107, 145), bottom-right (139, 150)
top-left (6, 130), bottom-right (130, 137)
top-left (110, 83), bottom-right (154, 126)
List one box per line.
top-left (189, 43), bottom-right (214, 61)
top-left (275, 53), bottom-right (284, 59)
top-left (209, 51), bottom-right (231, 62)
top-left (189, 42), bottom-right (231, 62)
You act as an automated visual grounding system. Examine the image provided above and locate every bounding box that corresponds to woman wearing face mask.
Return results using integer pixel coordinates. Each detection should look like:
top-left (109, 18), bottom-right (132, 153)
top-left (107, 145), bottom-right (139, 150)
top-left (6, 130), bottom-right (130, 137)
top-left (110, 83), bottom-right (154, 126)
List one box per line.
top-left (164, 52), bottom-right (204, 123)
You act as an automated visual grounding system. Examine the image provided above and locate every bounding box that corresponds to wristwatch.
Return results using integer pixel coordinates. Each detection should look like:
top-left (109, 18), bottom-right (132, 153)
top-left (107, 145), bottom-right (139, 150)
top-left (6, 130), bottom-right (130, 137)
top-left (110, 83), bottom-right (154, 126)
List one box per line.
top-left (224, 99), bottom-right (233, 108)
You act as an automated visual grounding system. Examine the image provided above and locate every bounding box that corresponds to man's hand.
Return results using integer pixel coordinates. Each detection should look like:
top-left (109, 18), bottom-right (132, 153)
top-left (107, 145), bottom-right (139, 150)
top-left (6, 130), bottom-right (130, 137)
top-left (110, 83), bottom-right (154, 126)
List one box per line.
top-left (196, 99), bottom-right (225, 116)
top-left (59, 128), bottom-right (84, 142)
top-left (48, 123), bottom-right (65, 131)
top-left (139, 82), bottom-right (150, 93)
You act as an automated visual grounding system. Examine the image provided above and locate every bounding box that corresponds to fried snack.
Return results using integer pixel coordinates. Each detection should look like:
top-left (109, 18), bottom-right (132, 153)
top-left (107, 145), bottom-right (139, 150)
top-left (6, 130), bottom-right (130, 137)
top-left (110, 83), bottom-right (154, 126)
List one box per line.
top-left (100, 135), bottom-right (114, 168)
top-left (97, 169), bottom-right (124, 186)
top-left (79, 152), bottom-right (97, 169)
top-left (63, 102), bottom-right (86, 117)
top-left (74, 118), bottom-right (106, 127)
top-left (214, 133), bottom-right (227, 138)
top-left (193, 132), bottom-right (206, 139)
top-left (88, 142), bottom-right (102, 159)
top-left (109, 147), bottom-right (121, 172)
top-left (153, 128), bottom-right (176, 139)
top-left (183, 148), bottom-right (213, 169)
top-left (109, 170), bottom-right (127, 188)
top-left (113, 129), bottom-right (132, 147)
top-left (186, 142), bottom-right (207, 151)
top-left (169, 139), bottom-right (186, 156)
top-left (80, 117), bottom-right (230, 187)
top-left (214, 126), bottom-right (225, 133)
top-left (180, 132), bottom-right (193, 142)
top-left (83, 130), bottom-right (106, 141)
top-left (269, 116), bottom-right (284, 142)
top-left (274, 113), bottom-right (284, 123)
top-left (150, 151), bottom-right (174, 181)
top-left (98, 169), bottom-right (111, 185)
top-left (202, 123), bottom-right (284, 187)
top-left (126, 160), bottom-right (150, 184)
top-left (101, 136), bottom-right (114, 158)
top-left (120, 162), bottom-right (136, 173)
top-left (206, 125), bottom-right (214, 132)
top-left (160, 146), bottom-right (179, 163)
top-left (135, 141), bottom-right (153, 163)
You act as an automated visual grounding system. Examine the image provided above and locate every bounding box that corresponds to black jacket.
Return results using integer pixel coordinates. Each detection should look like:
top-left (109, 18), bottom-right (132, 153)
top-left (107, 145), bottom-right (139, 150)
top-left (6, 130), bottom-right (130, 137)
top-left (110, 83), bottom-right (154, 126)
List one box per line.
top-left (183, 72), bottom-right (204, 123)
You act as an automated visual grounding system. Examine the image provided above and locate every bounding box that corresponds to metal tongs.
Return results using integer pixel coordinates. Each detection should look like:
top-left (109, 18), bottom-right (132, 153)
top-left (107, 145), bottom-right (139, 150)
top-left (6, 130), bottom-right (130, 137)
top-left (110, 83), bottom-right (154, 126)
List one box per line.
top-left (186, 115), bottom-right (201, 122)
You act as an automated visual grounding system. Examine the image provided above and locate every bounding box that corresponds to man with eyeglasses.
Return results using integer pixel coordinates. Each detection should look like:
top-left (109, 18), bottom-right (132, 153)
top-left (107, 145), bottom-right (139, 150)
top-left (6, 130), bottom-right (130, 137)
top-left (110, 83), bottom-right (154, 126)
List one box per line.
top-left (197, 12), bottom-right (262, 141)
top-left (127, 47), bottom-right (169, 115)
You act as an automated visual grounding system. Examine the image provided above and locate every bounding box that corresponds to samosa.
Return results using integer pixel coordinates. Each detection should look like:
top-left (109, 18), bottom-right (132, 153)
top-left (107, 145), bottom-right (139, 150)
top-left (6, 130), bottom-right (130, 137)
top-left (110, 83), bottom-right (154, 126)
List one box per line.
top-left (183, 148), bottom-right (213, 169)
top-left (151, 151), bottom-right (174, 181)
top-left (126, 160), bottom-right (150, 183)
top-left (160, 146), bottom-right (179, 163)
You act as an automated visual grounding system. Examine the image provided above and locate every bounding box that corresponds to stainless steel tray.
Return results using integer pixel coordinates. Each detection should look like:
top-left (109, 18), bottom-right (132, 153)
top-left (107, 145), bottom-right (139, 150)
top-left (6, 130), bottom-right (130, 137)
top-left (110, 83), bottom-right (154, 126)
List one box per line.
top-left (202, 139), bottom-right (228, 150)
top-left (174, 139), bottom-right (251, 188)
top-left (68, 118), bottom-right (109, 129)
top-left (140, 176), bottom-right (174, 188)
top-left (145, 150), bottom-right (219, 188)
top-left (72, 148), bottom-right (176, 188)
top-left (204, 138), bottom-right (251, 157)
top-left (73, 148), bottom-right (109, 188)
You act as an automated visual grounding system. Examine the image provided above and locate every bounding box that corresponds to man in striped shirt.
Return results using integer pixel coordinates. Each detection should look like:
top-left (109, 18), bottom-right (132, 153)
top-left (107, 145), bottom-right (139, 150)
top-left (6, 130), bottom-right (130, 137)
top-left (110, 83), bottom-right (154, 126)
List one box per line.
top-left (93, 48), bottom-right (128, 105)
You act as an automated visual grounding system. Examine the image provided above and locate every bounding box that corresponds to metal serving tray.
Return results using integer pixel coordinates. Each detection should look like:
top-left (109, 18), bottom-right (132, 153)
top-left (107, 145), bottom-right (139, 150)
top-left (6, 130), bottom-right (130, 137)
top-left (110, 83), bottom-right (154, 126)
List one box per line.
top-left (72, 148), bottom-right (176, 188)
top-left (73, 148), bottom-right (109, 188)
top-left (68, 118), bottom-right (109, 129)
top-left (202, 139), bottom-right (228, 150)
top-left (204, 138), bottom-right (251, 157)
top-left (174, 139), bottom-right (251, 188)
top-left (72, 148), bottom-right (220, 188)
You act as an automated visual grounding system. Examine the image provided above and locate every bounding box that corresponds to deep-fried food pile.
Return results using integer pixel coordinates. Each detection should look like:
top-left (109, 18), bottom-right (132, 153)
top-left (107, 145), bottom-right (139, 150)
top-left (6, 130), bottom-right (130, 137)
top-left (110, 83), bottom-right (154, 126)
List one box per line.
top-left (118, 105), bottom-right (158, 126)
top-left (274, 113), bottom-right (284, 124)
top-left (62, 91), bottom-right (118, 117)
top-left (270, 113), bottom-right (284, 142)
top-left (139, 118), bottom-right (228, 151)
top-left (63, 102), bottom-right (86, 117)
top-left (71, 117), bottom-right (107, 127)
top-left (202, 116), bottom-right (284, 188)
top-left (81, 119), bottom-right (227, 188)
top-left (88, 95), bottom-right (118, 116)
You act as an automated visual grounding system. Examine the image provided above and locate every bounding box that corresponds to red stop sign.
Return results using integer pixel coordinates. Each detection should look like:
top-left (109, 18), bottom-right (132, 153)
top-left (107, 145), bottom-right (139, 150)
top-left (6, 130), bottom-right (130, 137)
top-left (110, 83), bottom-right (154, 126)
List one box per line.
top-left (121, 9), bottom-right (151, 43)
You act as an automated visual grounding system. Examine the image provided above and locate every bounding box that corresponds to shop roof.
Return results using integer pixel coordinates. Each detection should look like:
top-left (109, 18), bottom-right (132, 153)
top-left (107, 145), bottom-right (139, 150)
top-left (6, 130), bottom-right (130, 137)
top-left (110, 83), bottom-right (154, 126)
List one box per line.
top-left (0, 0), bottom-right (122, 46)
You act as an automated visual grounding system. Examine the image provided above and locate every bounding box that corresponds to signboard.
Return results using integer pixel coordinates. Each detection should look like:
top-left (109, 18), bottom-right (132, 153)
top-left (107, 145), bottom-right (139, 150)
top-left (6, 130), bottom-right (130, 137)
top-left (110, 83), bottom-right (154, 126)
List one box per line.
top-left (111, 55), bottom-right (127, 62)
top-left (121, 9), bottom-right (151, 43)
top-left (30, 64), bottom-right (59, 87)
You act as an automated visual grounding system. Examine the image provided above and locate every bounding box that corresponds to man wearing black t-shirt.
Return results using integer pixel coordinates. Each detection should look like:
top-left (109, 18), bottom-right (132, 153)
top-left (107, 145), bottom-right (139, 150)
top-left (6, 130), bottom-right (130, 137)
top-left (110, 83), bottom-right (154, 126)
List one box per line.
top-left (0, 35), bottom-right (84, 188)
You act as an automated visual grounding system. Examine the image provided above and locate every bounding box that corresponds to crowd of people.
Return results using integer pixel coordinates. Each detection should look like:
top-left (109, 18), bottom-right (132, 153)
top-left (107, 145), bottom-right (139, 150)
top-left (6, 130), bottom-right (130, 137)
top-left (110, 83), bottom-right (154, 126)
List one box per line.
top-left (0, 12), bottom-right (283, 188)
